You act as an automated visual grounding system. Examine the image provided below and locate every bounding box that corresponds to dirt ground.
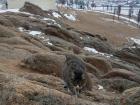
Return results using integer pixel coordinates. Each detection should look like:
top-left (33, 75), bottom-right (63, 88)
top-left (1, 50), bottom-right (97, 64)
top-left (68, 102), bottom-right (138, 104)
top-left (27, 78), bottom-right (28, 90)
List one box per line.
top-left (59, 7), bottom-right (140, 47)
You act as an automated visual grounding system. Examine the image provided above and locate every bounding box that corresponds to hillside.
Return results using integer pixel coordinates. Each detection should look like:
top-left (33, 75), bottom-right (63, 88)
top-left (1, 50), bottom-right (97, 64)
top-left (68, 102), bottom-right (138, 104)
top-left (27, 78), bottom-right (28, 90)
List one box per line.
top-left (0, 2), bottom-right (140, 105)
top-left (59, 7), bottom-right (140, 47)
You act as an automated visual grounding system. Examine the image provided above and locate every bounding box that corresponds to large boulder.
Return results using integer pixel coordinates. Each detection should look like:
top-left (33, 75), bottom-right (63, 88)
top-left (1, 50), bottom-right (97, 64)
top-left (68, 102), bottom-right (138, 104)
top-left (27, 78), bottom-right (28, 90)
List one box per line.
top-left (83, 56), bottom-right (112, 74)
top-left (109, 58), bottom-right (140, 75)
top-left (0, 25), bottom-right (16, 37)
top-left (114, 48), bottom-right (140, 68)
top-left (21, 53), bottom-right (65, 77)
top-left (20, 2), bottom-right (49, 17)
top-left (118, 87), bottom-right (140, 105)
top-left (100, 78), bottom-right (140, 93)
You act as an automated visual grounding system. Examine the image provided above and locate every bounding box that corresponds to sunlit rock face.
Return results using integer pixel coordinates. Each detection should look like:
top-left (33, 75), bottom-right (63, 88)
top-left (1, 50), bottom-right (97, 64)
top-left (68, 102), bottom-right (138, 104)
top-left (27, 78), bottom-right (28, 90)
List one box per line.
top-left (7, 0), bottom-right (56, 10)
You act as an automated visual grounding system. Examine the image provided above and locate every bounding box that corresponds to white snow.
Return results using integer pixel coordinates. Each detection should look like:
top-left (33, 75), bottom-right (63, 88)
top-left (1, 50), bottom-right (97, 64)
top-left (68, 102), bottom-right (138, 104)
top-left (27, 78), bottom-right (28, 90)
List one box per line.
top-left (52, 12), bottom-right (61, 18)
top-left (18, 27), bottom-right (24, 32)
top-left (130, 38), bottom-right (140, 45)
top-left (98, 85), bottom-right (104, 90)
top-left (43, 18), bottom-right (56, 22)
top-left (43, 38), bottom-right (53, 46)
top-left (0, 9), bottom-right (19, 13)
top-left (0, 8), bottom-right (33, 16)
top-left (29, 16), bottom-right (37, 19)
top-left (64, 14), bottom-right (76, 21)
top-left (84, 47), bottom-right (99, 54)
top-left (80, 37), bottom-right (83, 40)
top-left (83, 47), bottom-right (113, 58)
top-left (28, 31), bottom-right (42, 36)
top-left (47, 42), bottom-right (53, 46)
top-left (43, 17), bottom-right (61, 27)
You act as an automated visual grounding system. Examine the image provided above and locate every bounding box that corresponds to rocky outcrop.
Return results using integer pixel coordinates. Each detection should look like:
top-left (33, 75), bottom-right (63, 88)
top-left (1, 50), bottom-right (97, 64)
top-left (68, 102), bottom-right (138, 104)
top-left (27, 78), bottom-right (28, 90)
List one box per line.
top-left (20, 2), bottom-right (49, 17)
top-left (83, 56), bottom-right (112, 74)
top-left (21, 53), bottom-right (65, 77)
top-left (118, 87), bottom-right (140, 105)
top-left (100, 78), bottom-right (140, 92)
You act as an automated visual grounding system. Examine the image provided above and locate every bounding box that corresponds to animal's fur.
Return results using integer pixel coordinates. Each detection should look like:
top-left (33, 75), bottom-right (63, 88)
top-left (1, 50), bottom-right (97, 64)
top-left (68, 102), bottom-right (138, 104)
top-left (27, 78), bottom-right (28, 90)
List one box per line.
top-left (62, 54), bottom-right (92, 95)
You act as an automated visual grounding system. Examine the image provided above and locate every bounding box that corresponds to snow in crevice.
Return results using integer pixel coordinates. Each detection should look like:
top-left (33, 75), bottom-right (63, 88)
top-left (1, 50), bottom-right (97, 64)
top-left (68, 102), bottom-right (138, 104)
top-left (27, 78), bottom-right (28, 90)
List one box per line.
top-left (80, 37), bottom-right (83, 40)
top-left (28, 31), bottom-right (42, 36)
top-left (52, 12), bottom-right (61, 18)
top-left (42, 17), bottom-right (61, 27)
top-left (42, 38), bottom-right (53, 46)
top-left (98, 85), bottom-right (104, 90)
top-left (18, 27), bottom-right (24, 32)
top-left (18, 27), bottom-right (42, 36)
top-left (64, 14), bottom-right (76, 21)
top-left (42, 18), bottom-right (56, 22)
top-left (129, 37), bottom-right (140, 45)
top-left (83, 47), bottom-right (113, 58)
top-left (18, 27), bottom-right (53, 46)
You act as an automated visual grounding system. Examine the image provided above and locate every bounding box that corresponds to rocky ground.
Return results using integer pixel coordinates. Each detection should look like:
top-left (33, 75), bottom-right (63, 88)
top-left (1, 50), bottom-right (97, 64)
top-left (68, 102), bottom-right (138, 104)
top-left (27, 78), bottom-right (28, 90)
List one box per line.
top-left (0, 2), bottom-right (140, 105)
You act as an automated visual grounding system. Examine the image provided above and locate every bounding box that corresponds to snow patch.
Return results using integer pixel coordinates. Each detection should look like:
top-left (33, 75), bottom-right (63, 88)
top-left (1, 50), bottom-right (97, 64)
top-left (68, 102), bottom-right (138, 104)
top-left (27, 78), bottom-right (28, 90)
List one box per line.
top-left (43, 17), bottom-right (61, 27)
top-left (43, 18), bottom-right (56, 22)
top-left (18, 27), bottom-right (24, 32)
top-left (64, 14), bottom-right (76, 21)
top-left (47, 42), bottom-right (53, 46)
top-left (29, 31), bottom-right (42, 36)
top-left (84, 47), bottom-right (99, 54)
top-left (98, 85), bottom-right (104, 90)
top-left (29, 16), bottom-right (37, 19)
top-left (80, 37), bottom-right (83, 40)
top-left (0, 9), bottom-right (19, 13)
top-left (130, 38), bottom-right (140, 45)
top-left (52, 12), bottom-right (61, 18)
top-left (43, 38), bottom-right (53, 46)
top-left (0, 9), bottom-right (33, 16)
top-left (83, 47), bottom-right (112, 58)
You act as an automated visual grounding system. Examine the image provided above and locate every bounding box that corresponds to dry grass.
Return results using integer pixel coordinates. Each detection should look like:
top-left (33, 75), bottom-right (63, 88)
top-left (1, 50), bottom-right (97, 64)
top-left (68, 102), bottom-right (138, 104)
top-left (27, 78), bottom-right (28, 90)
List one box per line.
top-left (59, 7), bottom-right (140, 47)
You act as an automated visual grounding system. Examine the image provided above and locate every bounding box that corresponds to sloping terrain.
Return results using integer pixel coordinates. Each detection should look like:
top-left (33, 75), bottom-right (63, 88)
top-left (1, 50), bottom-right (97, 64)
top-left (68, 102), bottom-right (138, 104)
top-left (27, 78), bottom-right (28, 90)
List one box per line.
top-left (59, 7), bottom-right (140, 47)
top-left (0, 2), bottom-right (140, 105)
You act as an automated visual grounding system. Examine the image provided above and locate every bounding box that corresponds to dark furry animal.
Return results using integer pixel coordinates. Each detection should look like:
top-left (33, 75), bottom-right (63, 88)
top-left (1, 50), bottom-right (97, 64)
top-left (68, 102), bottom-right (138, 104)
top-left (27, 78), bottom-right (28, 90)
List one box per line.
top-left (62, 54), bottom-right (92, 95)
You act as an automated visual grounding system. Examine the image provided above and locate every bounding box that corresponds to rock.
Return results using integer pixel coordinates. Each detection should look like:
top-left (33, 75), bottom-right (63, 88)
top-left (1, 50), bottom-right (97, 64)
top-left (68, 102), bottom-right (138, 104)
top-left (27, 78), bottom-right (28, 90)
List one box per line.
top-left (101, 69), bottom-right (140, 84)
top-left (109, 58), bottom-right (140, 75)
top-left (20, 2), bottom-right (49, 17)
top-left (21, 53), bottom-right (65, 77)
top-left (114, 48), bottom-right (140, 68)
top-left (0, 45), bottom-right (32, 60)
top-left (82, 36), bottom-right (114, 54)
top-left (83, 56), bottom-right (112, 74)
top-left (118, 87), bottom-right (140, 105)
top-left (0, 15), bottom-right (14, 26)
top-left (0, 25), bottom-right (16, 37)
top-left (0, 37), bottom-right (30, 45)
top-left (100, 78), bottom-right (140, 93)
